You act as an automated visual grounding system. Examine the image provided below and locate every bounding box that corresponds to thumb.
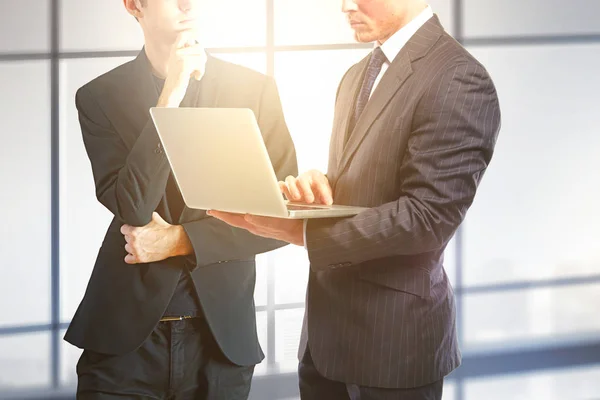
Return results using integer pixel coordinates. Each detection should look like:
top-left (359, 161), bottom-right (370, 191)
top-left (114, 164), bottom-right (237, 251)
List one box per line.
top-left (152, 212), bottom-right (168, 225)
top-left (175, 29), bottom-right (194, 48)
top-left (175, 31), bottom-right (188, 48)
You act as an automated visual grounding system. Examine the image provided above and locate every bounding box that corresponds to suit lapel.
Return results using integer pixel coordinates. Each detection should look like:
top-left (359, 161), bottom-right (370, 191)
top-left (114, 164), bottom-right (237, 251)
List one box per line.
top-left (336, 55), bottom-right (413, 177)
top-left (132, 48), bottom-right (161, 120)
top-left (330, 56), bottom-right (370, 175)
top-left (335, 15), bottom-right (445, 179)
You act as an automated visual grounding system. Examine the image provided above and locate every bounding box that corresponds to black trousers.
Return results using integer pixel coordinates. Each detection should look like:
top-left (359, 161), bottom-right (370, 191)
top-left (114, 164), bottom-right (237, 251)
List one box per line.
top-left (77, 318), bottom-right (254, 400)
top-left (298, 346), bottom-right (443, 400)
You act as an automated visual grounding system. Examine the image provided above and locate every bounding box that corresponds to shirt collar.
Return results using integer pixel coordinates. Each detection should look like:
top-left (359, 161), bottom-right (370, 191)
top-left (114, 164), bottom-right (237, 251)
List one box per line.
top-left (376, 5), bottom-right (434, 63)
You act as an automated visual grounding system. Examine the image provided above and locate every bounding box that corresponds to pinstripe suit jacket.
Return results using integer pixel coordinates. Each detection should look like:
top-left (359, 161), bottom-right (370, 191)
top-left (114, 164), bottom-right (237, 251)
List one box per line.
top-left (300, 16), bottom-right (501, 389)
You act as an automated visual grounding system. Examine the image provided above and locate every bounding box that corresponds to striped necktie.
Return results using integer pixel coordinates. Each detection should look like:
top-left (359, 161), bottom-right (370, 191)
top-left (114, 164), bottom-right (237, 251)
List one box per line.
top-left (347, 47), bottom-right (388, 141)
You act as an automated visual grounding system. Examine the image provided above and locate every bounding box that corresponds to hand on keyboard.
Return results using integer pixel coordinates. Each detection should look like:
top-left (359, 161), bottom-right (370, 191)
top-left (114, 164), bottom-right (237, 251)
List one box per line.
top-left (279, 170), bottom-right (333, 205)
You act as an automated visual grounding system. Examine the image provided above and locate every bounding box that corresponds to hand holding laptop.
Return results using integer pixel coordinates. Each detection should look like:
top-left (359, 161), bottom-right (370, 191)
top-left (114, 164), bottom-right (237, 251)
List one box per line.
top-left (207, 170), bottom-right (331, 247)
top-left (208, 209), bottom-right (306, 247)
top-left (209, 167), bottom-right (338, 246)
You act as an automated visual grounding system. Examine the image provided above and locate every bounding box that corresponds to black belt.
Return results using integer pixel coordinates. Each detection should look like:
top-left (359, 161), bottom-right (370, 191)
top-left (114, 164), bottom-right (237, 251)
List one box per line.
top-left (160, 315), bottom-right (194, 322)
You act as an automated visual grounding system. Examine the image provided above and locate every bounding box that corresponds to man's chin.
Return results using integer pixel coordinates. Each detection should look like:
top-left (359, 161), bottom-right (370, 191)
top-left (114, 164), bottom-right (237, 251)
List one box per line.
top-left (353, 30), bottom-right (376, 44)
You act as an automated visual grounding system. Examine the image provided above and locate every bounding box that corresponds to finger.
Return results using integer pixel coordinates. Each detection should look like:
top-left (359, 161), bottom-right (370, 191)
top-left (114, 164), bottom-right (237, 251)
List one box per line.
top-left (183, 37), bottom-right (198, 48)
top-left (278, 181), bottom-right (292, 200)
top-left (124, 253), bottom-right (137, 264)
top-left (126, 227), bottom-right (139, 239)
top-left (174, 52), bottom-right (206, 78)
top-left (173, 51), bottom-right (206, 71)
top-left (120, 224), bottom-right (131, 235)
top-left (297, 178), bottom-right (315, 203)
top-left (245, 215), bottom-right (282, 230)
top-left (243, 223), bottom-right (282, 241)
top-left (182, 54), bottom-right (207, 71)
top-left (125, 243), bottom-right (133, 254)
top-left (310, 169), bottom-right (327, 180)
top-left (314, 182), bottom-right (333, 205)
top-left (175, 32), bottom-right (188, 49)
top-left (175, 45), bottom-right (205, 56)
top-left (247, 227), bottom-right (273, 239)
top-left (285, 176), bottom-right (301, 200)
top-left (175, 29), bottom-right (194, 48)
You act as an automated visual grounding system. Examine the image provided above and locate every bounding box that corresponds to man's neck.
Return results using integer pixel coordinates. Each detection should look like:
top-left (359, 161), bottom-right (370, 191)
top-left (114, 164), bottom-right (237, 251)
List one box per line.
top-left (379, 3), bottom-right (429, 45)
top-left (143, 35), bottom-right (172, 79)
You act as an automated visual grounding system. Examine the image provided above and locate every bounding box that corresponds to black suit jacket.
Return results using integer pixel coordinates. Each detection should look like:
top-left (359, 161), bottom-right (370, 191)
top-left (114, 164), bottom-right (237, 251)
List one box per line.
top-left (64, 49), bottom-right (298, 366)
top-left (301, 16), bottom-right (501, 388)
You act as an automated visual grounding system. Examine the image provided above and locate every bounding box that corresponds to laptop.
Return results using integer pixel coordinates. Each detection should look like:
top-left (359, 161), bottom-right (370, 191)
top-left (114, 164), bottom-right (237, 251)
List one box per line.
top-left (149, 107), bottom-right (368, 219)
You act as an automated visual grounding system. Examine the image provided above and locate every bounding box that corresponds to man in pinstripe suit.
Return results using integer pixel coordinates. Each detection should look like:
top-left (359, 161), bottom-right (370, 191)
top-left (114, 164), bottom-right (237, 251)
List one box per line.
top-left (210, 0), bottom-right (501, 398)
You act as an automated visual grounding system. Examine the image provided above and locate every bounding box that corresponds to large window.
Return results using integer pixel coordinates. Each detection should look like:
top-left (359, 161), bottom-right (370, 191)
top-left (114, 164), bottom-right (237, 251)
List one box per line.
top-left (1, 0), bottom-right (600, 399)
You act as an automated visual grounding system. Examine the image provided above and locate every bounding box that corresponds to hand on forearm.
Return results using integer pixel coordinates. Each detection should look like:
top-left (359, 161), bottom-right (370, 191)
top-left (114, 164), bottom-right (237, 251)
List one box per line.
top-left (121, 212), bottom-right (192, 264)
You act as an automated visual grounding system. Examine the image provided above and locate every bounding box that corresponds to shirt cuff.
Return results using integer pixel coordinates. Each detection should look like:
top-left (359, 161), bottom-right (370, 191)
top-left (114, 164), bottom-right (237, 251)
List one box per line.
top-left (303, 219), bottom-right (308, 250)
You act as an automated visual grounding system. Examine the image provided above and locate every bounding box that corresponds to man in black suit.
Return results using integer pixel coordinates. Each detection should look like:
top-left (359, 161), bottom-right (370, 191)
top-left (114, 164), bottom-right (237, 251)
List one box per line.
top-left (210, 0), bottom-right (501, 399)
top-left (64, 0), bottom-right (297, 398)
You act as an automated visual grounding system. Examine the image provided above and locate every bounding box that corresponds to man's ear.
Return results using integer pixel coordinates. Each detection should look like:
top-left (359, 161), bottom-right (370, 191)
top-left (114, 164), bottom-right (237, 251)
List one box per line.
top-left (124, 0), bottom-right (144, 21)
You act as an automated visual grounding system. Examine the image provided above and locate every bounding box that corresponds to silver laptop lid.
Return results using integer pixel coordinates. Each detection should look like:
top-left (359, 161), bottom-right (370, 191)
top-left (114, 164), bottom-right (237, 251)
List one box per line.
top-left (149, 107), bottom-right (289, 218)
